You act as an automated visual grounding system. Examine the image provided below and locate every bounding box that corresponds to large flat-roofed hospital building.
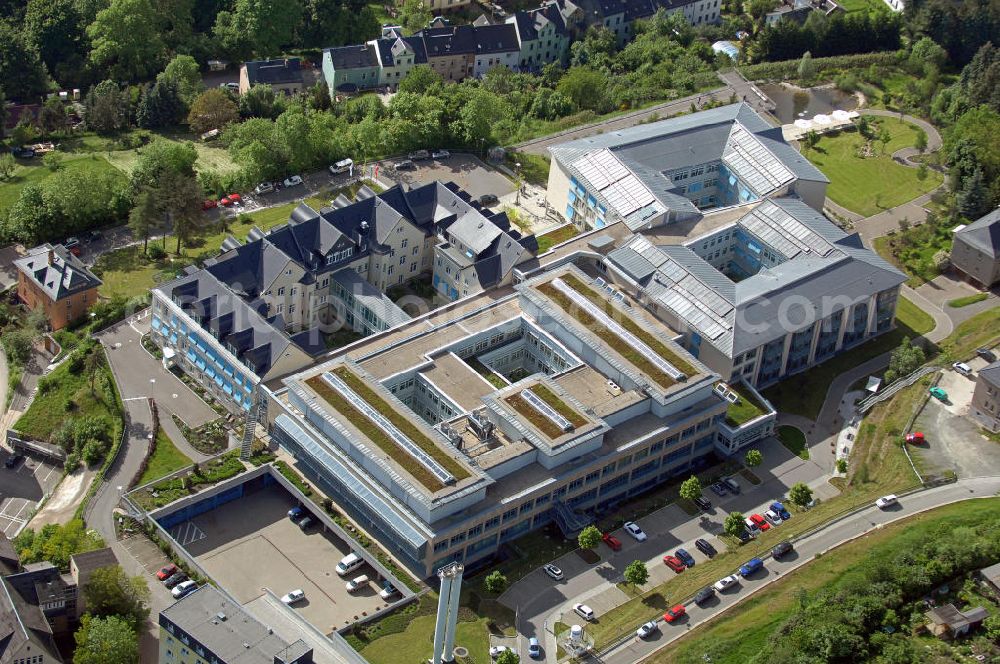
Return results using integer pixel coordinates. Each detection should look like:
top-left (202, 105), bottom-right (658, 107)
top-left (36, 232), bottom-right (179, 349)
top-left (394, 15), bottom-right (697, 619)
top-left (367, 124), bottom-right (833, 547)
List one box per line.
top-left (266, 263), bottom-right (778, 578)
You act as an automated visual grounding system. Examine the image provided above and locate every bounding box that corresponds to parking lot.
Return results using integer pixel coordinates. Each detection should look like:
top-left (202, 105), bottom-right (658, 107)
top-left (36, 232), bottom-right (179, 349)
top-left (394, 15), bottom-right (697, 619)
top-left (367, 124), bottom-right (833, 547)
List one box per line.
top-left (910, 356), bottom-right (1000, 479)
top-left (380, 153), bottom-right (517, 201)
top-left (177, 484), bottom-right (389, 633)
top-left (0, 449), bottom-right (63, 537)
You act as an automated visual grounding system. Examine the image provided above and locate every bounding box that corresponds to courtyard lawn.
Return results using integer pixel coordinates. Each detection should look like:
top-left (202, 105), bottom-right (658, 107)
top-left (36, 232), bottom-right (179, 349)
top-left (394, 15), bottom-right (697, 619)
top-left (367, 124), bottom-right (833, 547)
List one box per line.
top-left (585, 381), bottom-right (923, 650)
top-left (137, 429), bottom-right (192, 486)
top-left (646, 497), bottom-right (1000, 664)
top-left (359, 609), bottom-right (491, 664)
top-left (0, 152), bottom-right (126, 213)
top-left (761, 295), bottom-right (935, 420)
top-left (806, 118), bottom-right (942, 217)
top-left (776, 425), bottom-right (809, 459)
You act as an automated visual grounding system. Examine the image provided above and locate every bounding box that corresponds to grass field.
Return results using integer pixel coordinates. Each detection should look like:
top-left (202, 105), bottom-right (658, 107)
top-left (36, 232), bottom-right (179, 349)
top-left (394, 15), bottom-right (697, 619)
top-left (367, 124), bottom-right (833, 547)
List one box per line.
top-left (0, 152), bottom-right (126, 213)
top-left (647, 497), bottom-right (1000, 663)
top-left (584, 381), bottom-right (924, 649)
top-left (835, 0), bottom-right (885, 11)
top-left (776, 425), bottom-right (808, 459)
top-left (807, 119), bottom-right (942, 217)
top-left (940, 306), bottom-right (1000, 362)
top-left (762, 296), bottom-right (935, 420)
top-left (104, 139), bottom-right (239, 175)
top-left (947, 292), bottom-right (989, 308)
top-left (359, 609), bottom-right (491, 664)
top-left (137, 429), bottom-right (192, 486)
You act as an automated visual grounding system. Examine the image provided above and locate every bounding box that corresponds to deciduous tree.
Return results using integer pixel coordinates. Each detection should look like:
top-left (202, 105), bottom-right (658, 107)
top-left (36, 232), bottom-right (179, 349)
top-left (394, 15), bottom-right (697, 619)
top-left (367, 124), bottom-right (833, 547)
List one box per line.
top-left (158, 55), bottom-right (204, 106)
top-left (679, 476), bottom-right (702, 502)
top-left (483, 570), bottom-right (508, 594)
top-left (73, 614), bottom-right (138, 664)
top-left (0, 21), bottom-right (51, 100)
top-left (724, 512), bottom-right (746, 538)
top-left (87, 0), bottom-right (167, 82)
top-left (84, 80), bottom-right (128, 135)
top-left (187, 88), bottom-right (239, 134)
top-left (578, 525), bottom-right (602, 550)
top-left (623, 560), bottom-right (649, 588)
top-left (83, 566), bottom-right (150, 631)
top-left (213, 0), bottom-right (303, 59)
top-left (129, 188), bottom-right (158, 252)
top-left (744, 448), bottom-right (763, 468)
top-left (788, 482), bottom-right (813, 507)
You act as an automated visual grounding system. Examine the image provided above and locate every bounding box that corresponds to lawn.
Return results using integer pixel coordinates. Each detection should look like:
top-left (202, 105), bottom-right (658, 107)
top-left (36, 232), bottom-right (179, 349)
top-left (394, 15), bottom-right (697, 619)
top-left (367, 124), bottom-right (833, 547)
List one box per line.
top-left (15, 346), bottom-right (122, 445)
top-left (761, 295), bottom-right (935, 420)
top-left (647, 497), bottom-right (1000, 663)
top-left (536, 223), bottom-right (580, 253)
top-left (873, 217), bottom-right (957, 286)
top-left (947, 292), bottom-right (989, 308)
top-left (359, 608), bottom-right (491, 664)
top-left (835, 0), bottom-right (886, 11)
top-left (584, 381), bottom-right (923, 650)
top-left (0, 152), bottom-right (126, 214)
top-left (806, 118), bottom-right (942, 217)
top-left (776, 425), bottom-right (809, 459)
top-left (724, 387), bottom-right (769, 426)
top-left (137, 428), bottom-right (192, 486)
top-left (939, 306), bottom-right (1000, 362)
top-left (508, 152), bottom-right (551, 186)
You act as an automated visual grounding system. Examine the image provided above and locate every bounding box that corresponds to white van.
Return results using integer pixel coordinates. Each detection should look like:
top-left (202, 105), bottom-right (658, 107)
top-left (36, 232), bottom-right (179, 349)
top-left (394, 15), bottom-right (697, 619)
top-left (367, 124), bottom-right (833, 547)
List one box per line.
top-left (329, 158), bottom-right (354, 175)
top-left (345, 575), bottom-right (369, 592)
top-left (336, 552), bottom-right (364, 576)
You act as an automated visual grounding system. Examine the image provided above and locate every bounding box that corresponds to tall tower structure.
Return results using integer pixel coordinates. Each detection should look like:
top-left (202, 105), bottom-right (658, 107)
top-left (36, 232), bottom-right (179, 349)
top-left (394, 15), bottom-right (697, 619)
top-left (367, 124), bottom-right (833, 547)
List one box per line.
top-left (431, 562), bottom-right (464, 664)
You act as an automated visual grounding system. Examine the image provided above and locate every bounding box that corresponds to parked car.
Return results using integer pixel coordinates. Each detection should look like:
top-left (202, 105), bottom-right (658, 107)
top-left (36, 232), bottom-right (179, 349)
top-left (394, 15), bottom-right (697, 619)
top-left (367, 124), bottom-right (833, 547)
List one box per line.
top-left (709, 482), bottom-right (728, 497)
top-left (573, 603), bottom-right (595, 621)
top-left (771, 541), bottom-right (793, 559)
top-left (64, 237), bottom-right (82, 256)
top-left (527, 636), bottom-right (541, 658)
top-left (543, 563), bottom-right (564, 581)
top-left (976, 347), bottom-right (996, 362)
top-left (171, 580), bottom-right (197, 599)
top-left (695, 538), bottom-right (717, 557)
top-left (675, 548), bottom-right (696, 568)
top-left (219, 196), bottom-right (234, 206)
top-left (905, 431), bottom-right (925, 445)
top-left (11, 146), bottom-right (36, 159)
top-left (254, 182), bottom-right (275, 195)
top-left (744, 516), bottom-right (762, 533)
top-left (298, 516), bottom-right (314, 530)
top-left (202, 199), bottom-right (218, 210)
top-left (220, 82), bottom-right (239, 91)
top-left (663, 604), bottom-right (686, 623)
top-left (432, 149), bottom-right (450, 159)
top-left (636, 620), bottom-right (658, 638)
top-left (408, 150), bottom-right (430, 160)
top-left (280, 589), bottom-right (305, 605)
top-left (739, 557), bottom-right (764, 577)
top-left (875, 494), bottom-right (898, 509)
top-left (283, 175), bottom-right (304, 187)
top-left (663, 555), bottom-right (686, 573)
top-left (393, 159), bottom-right (414, 170)
top-left (623, 521), bottom-right (647, 541)
top-left (770, 501), bottom-right (791, 520)
top-left (722, 477), bottom-right (741, 494)
top-left (4, 454), bottom-right (24, 468)
top-left (489, 645), bottom-right (510, 658)
top-left (345, 575), bottom-right (369, 592)
top-left (379, 582), bottom-right (398, 600)
top-left (693, 586), bottom-right (715, 606)
top-left (737, 528), bottom-right (754, 543)
top-left (764, 509), bottom-right (783, 526)
top-left (714, 574), bottom-right (740, 591)
top-left (953, 361), bottom-right (973, 376)
top-left (336, 552), bottom-right (364, 576)
top-left (602, 533), bottom-right (622, 551)
top-left (329, 158), bottom-right (354, 174)
top-left (156, 564), bottom-right (178, 581)
top-left (929, 386), bottom-right (948, 401)
top-left (693, 496), bottom-right (712, 511)
top-left (478, 193), bottom-right (499, 207)
top-left (288, 505), bottom-right (305, 520)
top-left (164, 573), bottom-right (188, 589)
top-left (749, 513), bottom-right (770, 531)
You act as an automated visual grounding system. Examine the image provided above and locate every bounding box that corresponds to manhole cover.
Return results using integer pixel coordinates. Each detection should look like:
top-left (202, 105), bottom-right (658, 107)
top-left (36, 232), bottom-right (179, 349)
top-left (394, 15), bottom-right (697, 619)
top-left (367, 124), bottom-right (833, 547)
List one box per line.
top-left (452, 647), bottom-right (468, 658)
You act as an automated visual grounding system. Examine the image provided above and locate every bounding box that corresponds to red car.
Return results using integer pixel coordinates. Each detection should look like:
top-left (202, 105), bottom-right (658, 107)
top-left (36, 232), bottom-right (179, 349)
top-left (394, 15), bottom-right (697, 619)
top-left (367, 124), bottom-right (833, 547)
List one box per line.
top-left (219, 196), bottom-right (234, 207)
top-left (156, 564), bottom-right (178, 580)
top-left (602, 533), bottom-right (622, 551)
top-left (663, 604), bottom-right (686, 623)
top-left (750, 514), bottom-right (770, 531)
top-left (663, 555), bottom-right (686, 573)
top-left (202, 199), bottom-right (218, 210)
top-left (905, 432), bottom-right (925, 444)
top-left (227, 193), bottom-right (241, 202)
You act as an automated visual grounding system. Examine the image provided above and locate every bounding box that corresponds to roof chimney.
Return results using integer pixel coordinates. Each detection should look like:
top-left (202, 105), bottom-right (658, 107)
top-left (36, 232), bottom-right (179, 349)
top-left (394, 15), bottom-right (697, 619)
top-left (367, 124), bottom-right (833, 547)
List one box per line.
top-left (48, 249), bottom-right (55, 265)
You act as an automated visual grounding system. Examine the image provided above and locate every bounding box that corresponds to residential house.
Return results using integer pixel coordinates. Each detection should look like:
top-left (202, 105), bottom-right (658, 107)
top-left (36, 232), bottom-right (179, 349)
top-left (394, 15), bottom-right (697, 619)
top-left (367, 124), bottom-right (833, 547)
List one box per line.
top-left (507, 4), bottom-right (571, 71)
top-left (472, 24), bottom-right (522, 77)
top-left (374, 30), bottom-right (424, 89)
top-left (977, 562), bottom-right (1000, 598)
top-left (15, 243), bottom-right (102, 331)
top-left (924, 604), bottom-right (989, 639)
top-left (322, 44), bottom-right (382, 94)
top-left (971, 361), bottom-right (1000, 432)
top-left (422, 25), bottom-right (477, 81)
top-left (426, 0), bottom-right (473, 11)
top-left (0, 576), bottom-right (63, 664)
top-left (951, 207), bottom-right (1000, 288)
top-left (239, 58), bottom-right (304, 96)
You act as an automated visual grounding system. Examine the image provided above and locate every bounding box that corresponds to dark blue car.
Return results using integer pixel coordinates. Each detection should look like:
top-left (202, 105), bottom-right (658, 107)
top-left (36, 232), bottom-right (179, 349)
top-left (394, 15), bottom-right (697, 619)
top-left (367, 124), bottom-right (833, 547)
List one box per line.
top-left (770, 501), bottom-right (791, 520)
top-left (739, 557), bottom-right (764, 577)
top-left (675, 548), bottom-right (696, 568)
top-left (287, 505), bottom-right (305, 520)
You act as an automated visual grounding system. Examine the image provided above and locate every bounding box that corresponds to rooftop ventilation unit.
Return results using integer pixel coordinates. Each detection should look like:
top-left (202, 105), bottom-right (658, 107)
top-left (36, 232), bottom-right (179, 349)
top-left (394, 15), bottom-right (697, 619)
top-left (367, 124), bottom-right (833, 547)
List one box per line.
top-left (551, 277), bottom-right (686, 381)
top-left (468, 410), bottom-right (494, 441)
top-left (322, 372), bottom-right (457, 485)
top-left (520, 387), bottom-right (574, 433)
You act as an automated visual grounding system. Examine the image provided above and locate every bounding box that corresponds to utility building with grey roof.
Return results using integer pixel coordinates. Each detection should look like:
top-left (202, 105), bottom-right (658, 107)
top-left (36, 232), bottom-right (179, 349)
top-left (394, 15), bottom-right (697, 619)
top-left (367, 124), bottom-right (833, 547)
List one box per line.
top-left (547, 103), bottom-right (828, 231)
top-left (602, 198), bottom-right (906, 388)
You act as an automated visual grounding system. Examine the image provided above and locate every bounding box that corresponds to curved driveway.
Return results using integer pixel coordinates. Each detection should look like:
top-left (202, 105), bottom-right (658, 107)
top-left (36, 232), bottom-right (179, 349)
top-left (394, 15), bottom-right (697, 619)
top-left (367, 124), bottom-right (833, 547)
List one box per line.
top-left (601, 476), bottom-right (1000, 664)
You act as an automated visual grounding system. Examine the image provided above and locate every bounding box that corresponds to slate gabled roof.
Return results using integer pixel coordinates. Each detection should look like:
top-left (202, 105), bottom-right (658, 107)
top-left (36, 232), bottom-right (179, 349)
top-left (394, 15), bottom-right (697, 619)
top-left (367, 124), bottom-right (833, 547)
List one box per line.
top-left (325, 44), bottom-right (380, 70)
top-left (14, 243), bottom-right (102, 302)
top-left (244, 58), bottom-right (303, 86)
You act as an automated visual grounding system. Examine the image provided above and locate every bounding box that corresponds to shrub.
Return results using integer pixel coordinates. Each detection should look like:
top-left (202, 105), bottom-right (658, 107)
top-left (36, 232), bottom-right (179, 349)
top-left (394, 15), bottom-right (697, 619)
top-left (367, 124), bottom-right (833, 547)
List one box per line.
top-left (147, 244), bottom-right (166, 260)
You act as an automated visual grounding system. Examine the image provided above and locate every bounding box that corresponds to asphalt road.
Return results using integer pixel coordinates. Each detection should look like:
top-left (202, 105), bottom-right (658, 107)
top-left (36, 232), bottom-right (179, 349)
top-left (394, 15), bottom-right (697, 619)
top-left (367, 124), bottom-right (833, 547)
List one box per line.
top-left (598, 476), bottom-right (1000, 664)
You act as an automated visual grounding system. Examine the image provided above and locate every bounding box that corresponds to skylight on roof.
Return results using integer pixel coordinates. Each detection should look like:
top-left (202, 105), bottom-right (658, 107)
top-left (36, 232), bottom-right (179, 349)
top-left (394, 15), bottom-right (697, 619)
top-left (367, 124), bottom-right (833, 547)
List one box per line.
top-left (723, 123), bottom-right (794, 195)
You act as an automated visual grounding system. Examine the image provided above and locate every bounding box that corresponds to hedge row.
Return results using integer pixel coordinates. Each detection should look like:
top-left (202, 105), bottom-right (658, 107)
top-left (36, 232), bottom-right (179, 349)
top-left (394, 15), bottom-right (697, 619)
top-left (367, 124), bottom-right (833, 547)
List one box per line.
top-left (739, 51), bottom-right (905, 82)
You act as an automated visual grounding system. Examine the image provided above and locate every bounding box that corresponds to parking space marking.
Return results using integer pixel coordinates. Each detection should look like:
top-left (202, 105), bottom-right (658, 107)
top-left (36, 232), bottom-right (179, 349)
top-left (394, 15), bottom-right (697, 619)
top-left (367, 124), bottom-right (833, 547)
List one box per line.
top-left (36, 462), bottom-right (58, 484)
top-left (170, 521), bottom-right (206, 547)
